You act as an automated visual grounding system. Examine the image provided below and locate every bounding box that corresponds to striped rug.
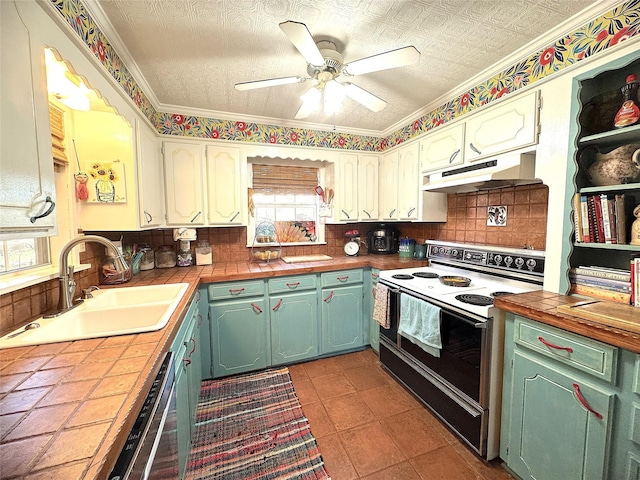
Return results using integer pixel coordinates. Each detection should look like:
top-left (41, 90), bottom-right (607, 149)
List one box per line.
top-left (186, 367), bottom-right (331, 480)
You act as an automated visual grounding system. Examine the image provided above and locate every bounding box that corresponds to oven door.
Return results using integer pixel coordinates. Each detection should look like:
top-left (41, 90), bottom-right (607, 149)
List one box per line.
top-left (398, 307), bottom-right (489, 405)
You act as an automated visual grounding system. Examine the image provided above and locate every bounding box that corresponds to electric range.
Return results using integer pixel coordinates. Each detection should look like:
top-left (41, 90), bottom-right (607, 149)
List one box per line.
top-left (377, 241), bottom-right (545, 460)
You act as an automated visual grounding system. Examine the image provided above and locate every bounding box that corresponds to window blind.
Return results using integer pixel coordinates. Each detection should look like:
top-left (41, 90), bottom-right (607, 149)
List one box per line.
top-left (252, 164), bottom-right (318, 194)
top-left (49, 103), bottom-right (68, 167)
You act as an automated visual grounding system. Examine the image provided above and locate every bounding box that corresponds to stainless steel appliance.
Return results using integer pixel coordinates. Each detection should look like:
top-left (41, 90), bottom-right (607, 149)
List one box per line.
top-left (378, 241), bottom-right (544, 460)
top-left (109, 352), bottom-right (178, 480)
top-left (367, 223), bottom-right (400, 254)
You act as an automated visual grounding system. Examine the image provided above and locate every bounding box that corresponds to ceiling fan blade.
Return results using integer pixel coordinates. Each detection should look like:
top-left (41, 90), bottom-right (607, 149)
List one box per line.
top-left (343, 83), bottom-right (387, 112)
top-left (343, 46), bottom-right (420, 76)
top-left (279, 21), bottom-right (325, 67)
top-left (235, 76), bottom-right (307, 91)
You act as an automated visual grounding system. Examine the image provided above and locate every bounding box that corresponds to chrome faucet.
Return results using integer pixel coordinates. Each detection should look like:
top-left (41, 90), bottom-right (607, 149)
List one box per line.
top-left (49, 235), bottom-right (129, 317)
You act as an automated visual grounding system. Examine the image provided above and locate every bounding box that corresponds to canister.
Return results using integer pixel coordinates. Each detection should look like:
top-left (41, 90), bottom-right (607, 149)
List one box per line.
top-left (398, 237), bottom-right (415, 258)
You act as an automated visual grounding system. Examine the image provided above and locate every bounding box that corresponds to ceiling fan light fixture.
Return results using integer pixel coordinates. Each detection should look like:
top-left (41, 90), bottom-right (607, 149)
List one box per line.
top-left (300, 85), bottom-right (322, 111)
top-left (324, 80), bottom-right (345, 113)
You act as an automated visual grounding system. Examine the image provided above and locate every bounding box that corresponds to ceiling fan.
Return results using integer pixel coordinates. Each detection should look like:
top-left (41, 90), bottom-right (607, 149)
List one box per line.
top-left (235, 21), bottom-right (420, 119)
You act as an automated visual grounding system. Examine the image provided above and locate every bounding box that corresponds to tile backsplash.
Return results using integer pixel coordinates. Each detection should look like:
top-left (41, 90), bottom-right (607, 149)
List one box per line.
top-left (0, 183), bottom-right (547, 334)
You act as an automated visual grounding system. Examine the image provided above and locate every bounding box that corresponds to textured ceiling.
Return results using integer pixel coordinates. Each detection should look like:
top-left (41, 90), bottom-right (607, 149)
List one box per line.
top-left (91, 0), bottom-right (605, 133)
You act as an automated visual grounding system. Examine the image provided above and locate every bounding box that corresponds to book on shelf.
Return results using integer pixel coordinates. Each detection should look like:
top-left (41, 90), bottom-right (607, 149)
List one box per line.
top-left (569, 283), bottom-right (631, 304)
top-left (576, 193), bottom-right (630, 244)
top-left (615, 194), bottom-right (627, 244)
top-left (580, 195), bottom-right (589, 242)
top-left (573, 194), bottom-right (583, 243)
top-left (569, 273), bottom-right (631, 293)
top-left (599, 194), bottom-right (613, 244)
top-left (572, 266), bottom-right (631, 282)
top-left (632, 257), bottom-right (640, 307)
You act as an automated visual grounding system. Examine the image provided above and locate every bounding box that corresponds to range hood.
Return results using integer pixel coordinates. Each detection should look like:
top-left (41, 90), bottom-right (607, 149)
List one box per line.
top-left (421, 151), bottom-right (539, 193)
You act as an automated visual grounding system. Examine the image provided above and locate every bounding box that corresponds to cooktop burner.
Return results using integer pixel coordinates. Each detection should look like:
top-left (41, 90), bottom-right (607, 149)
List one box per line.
top-left (391, 274), bottom-right (414, 280)
top-left (491, 291), bottom-right (514, 297)
top-left (455, 294), bottom-right (494, 306)
top-left (412, 272), bottom-right (439, 279)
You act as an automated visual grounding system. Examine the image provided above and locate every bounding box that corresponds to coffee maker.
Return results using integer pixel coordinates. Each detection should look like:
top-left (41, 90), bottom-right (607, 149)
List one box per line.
top-left (367, 224), bottom-right (400, 254)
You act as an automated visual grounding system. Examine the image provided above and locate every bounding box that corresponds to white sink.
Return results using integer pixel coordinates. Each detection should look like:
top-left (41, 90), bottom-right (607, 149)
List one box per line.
top-left (0, 283), bottom-right (189, 349)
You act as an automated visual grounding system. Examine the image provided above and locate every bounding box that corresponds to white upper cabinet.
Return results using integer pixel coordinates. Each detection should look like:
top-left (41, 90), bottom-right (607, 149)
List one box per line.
top-left (397, 142), bottom-right (420, 220)
top-left (420, 122), bottom-right (465, 173)
top-left (333, 153), bottom-right (380, 222)
top-left (464, 90), bottom-right (540, 161)
top-left (334, 154), bottom-right (360, 221)
top-left (380, 151), bottom-right (399, 221)
top-left (206, 145), bottom-right (244, 225)
top-left (136, 120), bottom-right (164, 228)
top-left (163, 141), bottom-right (205, 225)
top-left (0, 1), bottom-right (57, 238)
top-left (358, 155), bottom-right (379, 221)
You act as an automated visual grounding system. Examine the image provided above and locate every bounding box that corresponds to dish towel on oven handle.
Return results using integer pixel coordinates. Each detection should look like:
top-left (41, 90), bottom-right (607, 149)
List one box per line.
top-left (399, 293), bottom-right (442, 358)
top-left (372, 283), bottom-right (390, 329)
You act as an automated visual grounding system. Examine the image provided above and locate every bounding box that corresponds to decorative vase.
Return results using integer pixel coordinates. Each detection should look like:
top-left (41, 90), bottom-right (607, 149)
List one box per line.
top-left (580, 144), bottom-right (640, 186)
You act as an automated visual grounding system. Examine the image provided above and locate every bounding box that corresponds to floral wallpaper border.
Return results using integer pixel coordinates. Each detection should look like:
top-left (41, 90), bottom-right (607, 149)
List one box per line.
top-left (50, 0), bottom-right (639, 152)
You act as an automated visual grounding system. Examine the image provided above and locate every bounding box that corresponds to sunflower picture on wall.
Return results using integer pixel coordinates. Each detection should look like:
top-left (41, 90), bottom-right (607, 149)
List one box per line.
top-left (86, 160), bottom-right (127, 203)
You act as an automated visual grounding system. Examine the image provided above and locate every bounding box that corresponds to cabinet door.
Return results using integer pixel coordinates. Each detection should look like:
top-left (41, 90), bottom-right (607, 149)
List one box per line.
top-left (136, 120), bottom-right (164, 228)
top-left (397, 142), bottom-right (420, 220)
top-left (186, 313), bottom-right (202, 425)
top-left (197, 288), bottom-right (212, 380)
top-left (270, 291), bottom-right (318, 365)
top-left (507, 350), bottom-right (613, 480)
top-left (163, 141), bottom-right (205, 225)
top-left (465, 90), bottom-right (539, 161)
top-left (358, 154), bottom-right (379, 220)
top-left (206, 145), bottom-right (244, 225)
top-left (0, 1), bottom-right (57, 236)
top-left (335, 154), bottom-right (359, 221)
top-left (321, 285), bottom-right (364, 354)
top-left (380, 151), bottom-right (399, 220)
top-left (420, 122), bottom-right (465, 173)
top-left (210, 298), bottom-right (269, 377)
top-left (174, 345), bottom-right (191, 479)
top-left (368, 269), bottom-right (380, 352)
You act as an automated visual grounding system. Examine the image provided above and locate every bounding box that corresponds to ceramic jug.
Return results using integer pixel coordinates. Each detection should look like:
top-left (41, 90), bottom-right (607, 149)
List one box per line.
top-left (581, 144), bottom-right (640, 186)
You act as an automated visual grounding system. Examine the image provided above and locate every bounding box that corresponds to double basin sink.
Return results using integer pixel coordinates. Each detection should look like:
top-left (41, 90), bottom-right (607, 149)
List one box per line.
top-left (0, 283), bottom-right (189, 349)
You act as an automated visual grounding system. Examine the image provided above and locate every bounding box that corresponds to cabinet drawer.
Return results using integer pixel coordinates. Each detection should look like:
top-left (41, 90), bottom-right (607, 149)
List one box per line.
top-left (514, 316), bottom-right (618, 383)
top-left (268, 275), bottom-right (317, 294)
top-left (321, 269), bottom-right (363, 287)
top-left (208, 280), bottom-right (264, 300)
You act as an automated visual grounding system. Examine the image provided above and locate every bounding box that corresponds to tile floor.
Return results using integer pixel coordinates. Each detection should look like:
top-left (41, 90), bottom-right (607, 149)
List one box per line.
top-left (288, 348), bottom-right (515, 480)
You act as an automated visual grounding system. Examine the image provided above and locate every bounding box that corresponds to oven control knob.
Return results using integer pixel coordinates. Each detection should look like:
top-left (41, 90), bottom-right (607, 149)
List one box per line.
top-left (526, 259), bottom-right (536, 271)
top-left (494, 254), bottom-right (502, 265)
top-left (515, 257), bottom-right (524, 269)
top-left (452, 249), bottom-right (459, 257)
top-left (504, 256), bottom-right (513, 267)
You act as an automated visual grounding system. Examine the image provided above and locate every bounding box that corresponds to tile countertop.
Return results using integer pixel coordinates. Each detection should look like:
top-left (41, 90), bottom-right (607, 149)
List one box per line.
top-left (494, 290), bottom-right (640, 354)
top-left (0, 255), bottom-right (427, 479)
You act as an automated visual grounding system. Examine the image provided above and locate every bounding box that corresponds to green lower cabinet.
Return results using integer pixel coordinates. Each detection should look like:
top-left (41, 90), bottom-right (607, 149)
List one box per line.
top-left (210, 298), bottom-right (269, 376)
top-left (367, 268), bottom-right (380, 352)
top-left (197, 286), bottom-right (213, 380)
top-left (321, 284), bottom-right (364, 354)
top-left (506, 350), bottom-right (614, 480)
top-left (270, 291), bottom-right (318, 365)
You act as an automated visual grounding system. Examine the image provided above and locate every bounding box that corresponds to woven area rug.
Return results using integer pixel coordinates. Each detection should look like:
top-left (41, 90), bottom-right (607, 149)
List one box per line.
top-left (186, 367), bottom-right (331, 480)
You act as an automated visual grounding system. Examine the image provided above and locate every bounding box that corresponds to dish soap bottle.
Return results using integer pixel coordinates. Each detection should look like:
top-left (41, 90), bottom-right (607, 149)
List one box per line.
top-left (614, 74), bottom-right (639, 128)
